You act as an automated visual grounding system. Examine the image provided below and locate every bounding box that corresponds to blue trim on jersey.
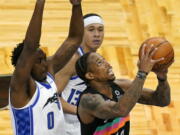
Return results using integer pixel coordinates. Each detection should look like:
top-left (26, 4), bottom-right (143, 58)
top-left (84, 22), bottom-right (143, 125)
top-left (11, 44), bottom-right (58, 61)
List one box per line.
top-left (70, 75), bottom-right (79, 80)
top-left (47, 72), bottom-right (54, 80)
top-left (39, 73), bottom-right (54, 89)
top-left (79, 47), bottom-right (84, 55)
top-left (30, 108), bottom-right (33, 135)
top-left (12, 88), bottom-right (40, 135)
top-left (77, 47), bottom-right (84, 56)
top-left (39, 82), bottom-right (52, 89)
top-left (12, 108), bottom-right (32, 135)
top-left (31, 87), bottom-right (40, 107)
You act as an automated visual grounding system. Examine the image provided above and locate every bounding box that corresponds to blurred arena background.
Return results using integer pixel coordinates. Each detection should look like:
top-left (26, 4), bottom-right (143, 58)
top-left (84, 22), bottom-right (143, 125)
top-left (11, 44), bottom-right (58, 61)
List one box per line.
top-left (0, 0), bottom-right (180, 134)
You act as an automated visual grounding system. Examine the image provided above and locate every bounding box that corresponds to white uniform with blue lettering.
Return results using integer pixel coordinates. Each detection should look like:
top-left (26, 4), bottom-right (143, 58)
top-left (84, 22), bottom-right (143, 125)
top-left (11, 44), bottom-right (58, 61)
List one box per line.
top-left (9, 73), bottom-right (65, 135)
top-left (61, 47), bottom-right (87, 135)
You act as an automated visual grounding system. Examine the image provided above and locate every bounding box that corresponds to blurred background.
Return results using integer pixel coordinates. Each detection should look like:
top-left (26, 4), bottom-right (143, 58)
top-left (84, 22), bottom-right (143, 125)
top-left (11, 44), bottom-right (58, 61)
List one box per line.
top-left (0, 0), bottom-right (180, 134)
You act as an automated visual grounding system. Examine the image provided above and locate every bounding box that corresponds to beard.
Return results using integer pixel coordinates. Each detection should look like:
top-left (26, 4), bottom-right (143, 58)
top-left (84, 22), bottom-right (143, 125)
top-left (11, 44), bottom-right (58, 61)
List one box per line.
top-left (108, 76), bottom-right (115, 82)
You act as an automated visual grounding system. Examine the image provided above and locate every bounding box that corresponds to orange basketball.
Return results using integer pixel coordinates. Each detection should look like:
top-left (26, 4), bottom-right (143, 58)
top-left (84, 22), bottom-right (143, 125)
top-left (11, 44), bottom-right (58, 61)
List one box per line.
top-left (138, 37), bottom-right (174, 71)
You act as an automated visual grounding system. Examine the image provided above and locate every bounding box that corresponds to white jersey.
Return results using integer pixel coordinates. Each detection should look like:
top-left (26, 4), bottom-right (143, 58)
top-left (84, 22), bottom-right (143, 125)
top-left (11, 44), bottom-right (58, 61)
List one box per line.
top-left (61, 47), bottom-right (87, 134)
top-left (9, 73), bottom-right (65, 135)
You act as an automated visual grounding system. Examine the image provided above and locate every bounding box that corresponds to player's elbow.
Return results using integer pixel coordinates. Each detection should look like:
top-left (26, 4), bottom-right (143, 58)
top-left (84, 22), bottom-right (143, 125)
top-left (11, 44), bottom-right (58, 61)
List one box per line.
top-left (120, 109), bottom-right (130, 117)
top-left (159, 100), bottom-right (171, 107)
top-left (157, 99), bottom-right (171, 107)
top-left (68, 31), bottom-right (84, 45)
top-left (112, 108), bottom-right (130, 117)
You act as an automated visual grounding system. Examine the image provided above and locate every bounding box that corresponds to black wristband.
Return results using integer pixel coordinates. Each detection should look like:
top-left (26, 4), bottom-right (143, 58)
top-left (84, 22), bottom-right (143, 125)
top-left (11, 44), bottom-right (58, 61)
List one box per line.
top-left (157, 76), bottom-right (167, 82)
top-left (136, 71), bottom-right (148, 79)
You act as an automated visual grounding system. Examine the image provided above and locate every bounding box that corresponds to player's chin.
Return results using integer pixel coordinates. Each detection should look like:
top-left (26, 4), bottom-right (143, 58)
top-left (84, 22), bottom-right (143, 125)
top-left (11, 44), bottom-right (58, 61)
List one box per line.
top-left (91, 43), bottom-right (101, 50)
top-left (108, 75), bottom-right (115, 81)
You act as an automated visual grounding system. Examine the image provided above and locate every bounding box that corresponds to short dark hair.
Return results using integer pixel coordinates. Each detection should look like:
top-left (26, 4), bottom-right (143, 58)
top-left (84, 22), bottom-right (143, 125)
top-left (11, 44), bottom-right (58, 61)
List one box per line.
top-left (11, 42), bottom-right (24, 67)
top-left (83, 13), bottom-right (102, 19)
top-left (75, 52), bottom-right (91, 83)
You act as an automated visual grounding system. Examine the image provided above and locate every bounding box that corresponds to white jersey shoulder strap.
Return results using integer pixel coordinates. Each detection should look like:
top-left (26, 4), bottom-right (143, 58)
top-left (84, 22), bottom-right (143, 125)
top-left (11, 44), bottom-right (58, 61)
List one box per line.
top-left (77, 47), bottom-right (84, 56)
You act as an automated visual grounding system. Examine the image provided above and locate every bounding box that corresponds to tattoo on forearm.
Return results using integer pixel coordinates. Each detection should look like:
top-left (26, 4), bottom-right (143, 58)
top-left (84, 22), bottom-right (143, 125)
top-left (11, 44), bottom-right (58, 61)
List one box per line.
top-left (114, 77), bottom-right (145, 114)
top-left (139, 81), bottom-right (170, 106)
top-left (154, 81), bottom-right (170, 106)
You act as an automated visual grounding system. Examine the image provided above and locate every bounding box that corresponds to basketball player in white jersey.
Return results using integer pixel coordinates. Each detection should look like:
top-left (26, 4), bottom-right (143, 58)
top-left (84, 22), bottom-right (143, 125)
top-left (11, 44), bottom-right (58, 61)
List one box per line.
top-left (9, 0), bottom-right (84, 134)
top-left (55, 13), bottom-right (104, 134)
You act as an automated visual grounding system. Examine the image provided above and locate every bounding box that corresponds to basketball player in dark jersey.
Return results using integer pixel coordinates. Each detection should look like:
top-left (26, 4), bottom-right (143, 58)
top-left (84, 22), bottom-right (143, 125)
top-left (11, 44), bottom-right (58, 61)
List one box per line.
top-left (75, 44), bottom-right (173, 135)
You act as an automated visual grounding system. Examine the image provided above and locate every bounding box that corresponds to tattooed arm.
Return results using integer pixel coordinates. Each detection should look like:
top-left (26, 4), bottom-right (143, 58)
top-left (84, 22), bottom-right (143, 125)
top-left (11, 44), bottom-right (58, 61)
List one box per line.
top-left (138, 48), bottom-right (173, 106)
top-left (79, 44), bottom-right (164, 120)
top-left (117, 47), bottom-right (173, 107)
top-left (116, 77), bottom-right (170, 107)
top-left (138, 67), bottom-right (171, 106)
top-left (138, 80), bottom-right (170, 106)
top-left (79, 77), bottom-right (146, 120)
top-left (116, 64), bottom-right (172, 107)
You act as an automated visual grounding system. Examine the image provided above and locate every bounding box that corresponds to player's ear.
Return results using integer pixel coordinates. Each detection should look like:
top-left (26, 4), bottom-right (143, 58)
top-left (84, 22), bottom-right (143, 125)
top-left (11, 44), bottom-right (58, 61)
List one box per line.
top-left (85, 72), bottom-right (94, 80)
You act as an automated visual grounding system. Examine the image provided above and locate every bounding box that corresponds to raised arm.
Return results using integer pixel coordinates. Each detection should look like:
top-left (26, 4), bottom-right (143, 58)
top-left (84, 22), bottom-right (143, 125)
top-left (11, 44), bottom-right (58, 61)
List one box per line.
top-left (48, 0), bottom-right (83, 75)
top-left (55, 55), bottom-right (78, 114)
top-left (79, 44), bottom-right (164, 119)
top-left (138, 65), bottom-right (172, 106)
top-left (10, 0), bottom-right (45, 107)
top-left (24, 0), bottom-right (45, 48)
top-left (55, 55), bottom-right (76, 93)
top-left (116, 57), bottom-right (173, 107)
top-left (116, 71), bottom-right (171, 107)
